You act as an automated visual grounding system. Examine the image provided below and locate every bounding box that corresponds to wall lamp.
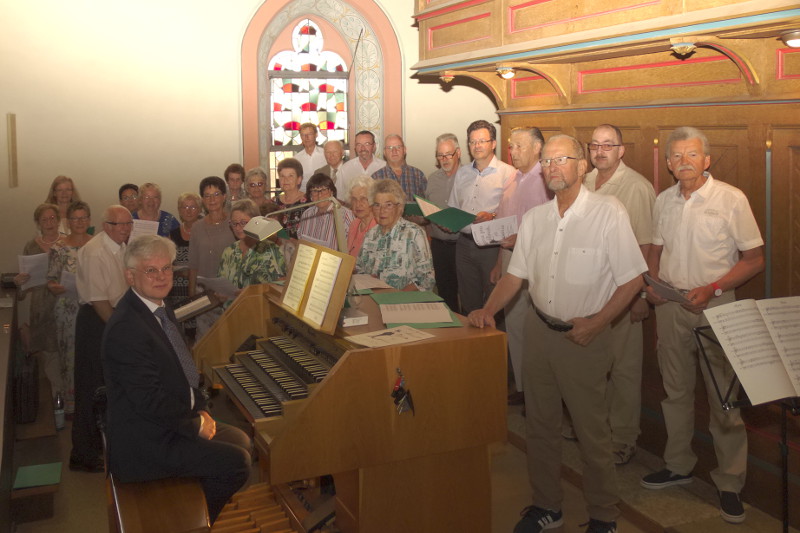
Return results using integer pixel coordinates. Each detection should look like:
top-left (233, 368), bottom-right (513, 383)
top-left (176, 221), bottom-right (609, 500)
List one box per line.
top-left (439, 71), bottom-right (455, 83)
top-left (670, 41), bottom-right (697, 56)
top-left (496, 65), bottom-right (515, 79)
top-left (781, 30), bottom-right (800, 48)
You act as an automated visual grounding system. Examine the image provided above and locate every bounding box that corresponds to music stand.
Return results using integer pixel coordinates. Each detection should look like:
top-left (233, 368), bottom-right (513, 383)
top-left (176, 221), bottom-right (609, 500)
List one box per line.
top-left (693, 325), bottom-right (799, 533)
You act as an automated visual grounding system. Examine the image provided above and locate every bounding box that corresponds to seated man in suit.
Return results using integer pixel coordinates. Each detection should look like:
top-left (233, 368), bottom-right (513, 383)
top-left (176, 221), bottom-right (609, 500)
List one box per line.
top-left (103, 235), bottom-right (251, 524)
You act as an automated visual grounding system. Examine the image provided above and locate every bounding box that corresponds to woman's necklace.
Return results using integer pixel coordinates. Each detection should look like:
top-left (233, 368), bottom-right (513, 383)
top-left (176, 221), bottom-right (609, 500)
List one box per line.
top-left (40, 234), bottom-right (59, 245)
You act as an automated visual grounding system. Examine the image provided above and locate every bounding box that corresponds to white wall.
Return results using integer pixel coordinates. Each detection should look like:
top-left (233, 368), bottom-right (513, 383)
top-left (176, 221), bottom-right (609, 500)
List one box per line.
top-left (0, 0), bottom-right (497, 272)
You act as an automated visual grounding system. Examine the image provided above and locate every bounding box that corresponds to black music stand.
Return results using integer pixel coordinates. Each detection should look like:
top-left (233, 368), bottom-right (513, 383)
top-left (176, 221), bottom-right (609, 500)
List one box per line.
top-left (693, 325), bottom-right (799, 533)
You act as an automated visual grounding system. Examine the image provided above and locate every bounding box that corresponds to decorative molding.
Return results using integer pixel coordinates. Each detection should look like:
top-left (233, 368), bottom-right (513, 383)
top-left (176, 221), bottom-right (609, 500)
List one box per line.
top-left (257, 0), bottom-right (384, 169)
top-left (510, 75), bottom-right (558, 99)
top-left (428, 12), bottom-right (492, 50)
top-left (416, 0), bottom-right (492, 21)
top-left (777, 48), bottom-right (800, 79)
top-left (508, 0), bottom-right (660, 34)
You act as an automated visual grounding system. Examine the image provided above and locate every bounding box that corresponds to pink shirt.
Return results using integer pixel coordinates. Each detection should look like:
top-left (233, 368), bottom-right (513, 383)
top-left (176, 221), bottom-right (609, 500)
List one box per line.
top-left (496, 162), bottom-right (551, 224)
top-left (347, 217), bottom-right (378, 258)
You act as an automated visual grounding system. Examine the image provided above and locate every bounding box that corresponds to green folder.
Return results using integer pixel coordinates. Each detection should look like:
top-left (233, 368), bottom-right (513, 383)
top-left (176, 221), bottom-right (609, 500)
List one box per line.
top-left (412, 195), bottom-right (475, 232)
top-left (13, 462), bottom-right (62, 489)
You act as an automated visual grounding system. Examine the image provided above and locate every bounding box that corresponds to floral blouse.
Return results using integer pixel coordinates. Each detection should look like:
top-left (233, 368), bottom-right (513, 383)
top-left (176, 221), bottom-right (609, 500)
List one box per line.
top-left (356, 218), bottom-right (435, 291)
top-left (218, 240), bottom-right (286, 293)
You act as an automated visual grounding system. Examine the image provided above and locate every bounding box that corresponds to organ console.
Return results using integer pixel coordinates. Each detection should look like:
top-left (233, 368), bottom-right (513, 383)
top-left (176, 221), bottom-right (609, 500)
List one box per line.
top-left (194, 283), bottom-right (507, 533)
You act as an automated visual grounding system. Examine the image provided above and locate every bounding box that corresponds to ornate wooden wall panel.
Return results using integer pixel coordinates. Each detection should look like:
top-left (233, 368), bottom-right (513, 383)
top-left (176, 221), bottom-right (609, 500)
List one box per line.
top-left (771, 127), bottom-right (800, 299)
top-left (420, 3), bottom-right (500, 58)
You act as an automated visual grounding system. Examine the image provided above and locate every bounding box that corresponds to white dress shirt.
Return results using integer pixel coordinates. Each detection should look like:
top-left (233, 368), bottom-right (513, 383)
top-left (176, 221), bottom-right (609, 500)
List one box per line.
top-left (295, 146), bottom-right (326, 190)
top-left (336, 157), bottom-right (386, 200)
top-left (447, 156), bottom-right (515, 234)
top-left (76, 231), bottom-right (128, 306)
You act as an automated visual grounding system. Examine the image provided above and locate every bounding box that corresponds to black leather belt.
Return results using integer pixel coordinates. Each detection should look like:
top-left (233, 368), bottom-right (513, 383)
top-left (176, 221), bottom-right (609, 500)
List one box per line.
top-left (534, 307), bottom-right (573, 332)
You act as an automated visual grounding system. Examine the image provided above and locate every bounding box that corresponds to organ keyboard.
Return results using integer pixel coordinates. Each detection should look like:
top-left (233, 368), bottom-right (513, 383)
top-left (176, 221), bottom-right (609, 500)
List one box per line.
top-left (194, 284), bottom-right (507, 533)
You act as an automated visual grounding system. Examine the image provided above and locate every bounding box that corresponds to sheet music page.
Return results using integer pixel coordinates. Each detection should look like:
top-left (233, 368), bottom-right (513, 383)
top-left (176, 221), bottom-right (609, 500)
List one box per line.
top-left (351, 273), bottom-right (393, 291)
top-left (704, 299), bottom-right (796, 405)
top-left (346, 325), bottom-right (434, 348)
top-left (414, 196), bottom-right (443, 217)
top-left (17, 253), bottom-right (49, 290)
top-left (757, 296), bottom-right (800, 396)
top-left (379, 302), bottom-right (452, 324)
top-left (303, 252), bottom-right (342, 327)
top-left (643, 273), bottom-right (691, 304)
top-left (130, 219), bottom-right (159, 241)
top-left (283, 244), bottom-right (317, 312)
top-left (470, 216), bottom-right (518, 246)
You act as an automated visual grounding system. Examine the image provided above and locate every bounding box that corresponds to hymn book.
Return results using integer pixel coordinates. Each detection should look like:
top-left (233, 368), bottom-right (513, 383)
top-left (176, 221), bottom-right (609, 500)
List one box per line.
top-left (410, 196), bottom-right (476, 232)
top-left (704, 297), bottom-right (800, 405)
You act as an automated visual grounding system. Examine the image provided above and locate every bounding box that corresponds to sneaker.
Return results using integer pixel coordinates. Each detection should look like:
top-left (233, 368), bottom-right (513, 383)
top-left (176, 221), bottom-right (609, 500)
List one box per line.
top-left (612, 443), bottom-right (636, 466)
top-left (719, 491), bottom-right (745, 524)
top-left (640, 469), bottom-right (693, 489)
top-left (513, 506), bottom-right (563, 533)
top-left (583, 518), bottom-right (617, 533)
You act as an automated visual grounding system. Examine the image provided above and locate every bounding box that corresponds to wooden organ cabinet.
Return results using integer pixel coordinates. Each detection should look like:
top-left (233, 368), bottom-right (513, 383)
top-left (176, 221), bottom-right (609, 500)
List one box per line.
top-left (193, 284), bottom-right (507, 533)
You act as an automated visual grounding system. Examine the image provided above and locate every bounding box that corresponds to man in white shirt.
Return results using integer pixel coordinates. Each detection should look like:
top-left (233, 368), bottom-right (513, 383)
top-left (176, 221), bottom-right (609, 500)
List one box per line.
top-left (448, 119), bottom-right (516, 314)
top-left (640, 127), bottom-right (764, 525)
top-left (72, 205), bottom-right (132, 473)
top-left (336, 130), bottom-right (386, 201)
top-left (294, 122), bottom-right (326, 189)
top-left (470, 135), bottom-right (645, 533)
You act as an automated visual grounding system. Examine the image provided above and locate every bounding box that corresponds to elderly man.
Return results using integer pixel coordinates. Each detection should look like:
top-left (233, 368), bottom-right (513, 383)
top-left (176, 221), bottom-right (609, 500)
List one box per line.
top-left (583, 124), bottom-right (656, 464)
top-left (71, 205), bottom-right (132, 472)
top-left (448, 119), bottom-right (516, 314)
top-left (103, 235), bottom-right (250, 524)
top-left (425, 133), bottom-right (461, 312)
top-left (470, 135), bottom-right (645, 533)
top-left (640, 127), bottom-right (764, 524)
top-left (371, 134), bottom-right (427, 201)
top-left (295, 122), bottom-right (326, 189)
top-left (490, 126), bottom-right (550, 402)
top-left (336, 130), bottom-right (386, 201)
top-left (314, 140), bottom-right (345, 185)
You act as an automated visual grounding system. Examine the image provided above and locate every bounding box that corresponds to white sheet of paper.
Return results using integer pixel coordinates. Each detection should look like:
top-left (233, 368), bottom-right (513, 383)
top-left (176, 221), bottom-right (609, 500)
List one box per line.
top-left (197, 276), bottom-right (238, 300)
top-left (130, 219), bottom-right (159, 241)
top-left (704, 299), bottom-right (796, 405)
top-left (345, 325), bottom-right (434, 348)
top-left (757, 296), bottom-right (800, 396)
top-left (18, 253), bottom-right (49, 291)
top-left (303, 252), bottom-right (342, 327)
top-left (283, 244), bottom-right (317, 312)
top-left (470, 216), bottom-right (518, 246)
top-left (59, 270), bottom-right (78, 299)
top-left (415, 196), bottom-right (443, 217)
top-left (351, 273), bottom-right (393, 291)
top-left (379, 302), bottom-right (451, 324)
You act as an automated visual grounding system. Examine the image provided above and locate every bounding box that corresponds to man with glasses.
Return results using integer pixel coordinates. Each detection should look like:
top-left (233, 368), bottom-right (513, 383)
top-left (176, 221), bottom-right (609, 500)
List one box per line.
top-left (336, 130), bottom-right (386, 201)
top-left (425, 133), bottom-right (462, 312)
top-left (295, 122), bottom-right (326, 189)
top-left (103, 235), bottom-right (251, 524)
top-left (298, 173), bottom-right (354, 250)
top-left (71, 205), bottom-right (133, 473)
top-left (448, 119), bottom-right (516, 314)
top-left (491, 126), bottom-right (550, 405)
top-left (570, 124), bottom-right (655, 466)
top-left (371, 134), bottom-right (427, 201)
top-left (469, 135), bottom-right (645, 533)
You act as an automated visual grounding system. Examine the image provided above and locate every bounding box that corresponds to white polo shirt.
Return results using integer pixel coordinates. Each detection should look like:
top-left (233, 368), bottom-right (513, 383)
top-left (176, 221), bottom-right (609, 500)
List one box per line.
top-left (652, 174), bottom-right (763, 290)
top-left (507, 185), bottom-right (646, 322)
top-left (336, 157), bottom-right (386, 200)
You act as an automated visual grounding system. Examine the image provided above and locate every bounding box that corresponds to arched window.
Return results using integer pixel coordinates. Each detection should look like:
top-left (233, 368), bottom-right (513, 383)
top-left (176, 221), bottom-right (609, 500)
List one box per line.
top-left (268, 20), bottom-right (348, 174)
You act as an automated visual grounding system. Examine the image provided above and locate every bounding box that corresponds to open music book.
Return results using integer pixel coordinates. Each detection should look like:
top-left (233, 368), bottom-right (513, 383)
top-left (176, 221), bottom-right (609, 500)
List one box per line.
top-left (704, 296), bottom-right (800, 405)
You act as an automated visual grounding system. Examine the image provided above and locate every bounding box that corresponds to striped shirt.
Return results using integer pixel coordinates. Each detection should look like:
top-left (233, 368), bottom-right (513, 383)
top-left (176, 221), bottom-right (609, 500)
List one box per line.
top-left (297, 204), bottom-right (355, 251)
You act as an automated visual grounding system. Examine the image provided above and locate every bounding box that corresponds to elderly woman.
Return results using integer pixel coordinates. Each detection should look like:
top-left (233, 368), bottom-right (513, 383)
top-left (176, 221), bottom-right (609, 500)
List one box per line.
top-left (346, 175), bottom-right (377, 258)
top-left (44, 175), bottom-right (81, 235)
top-left (15, 203), bottom-right (62, 401)
top-left (244, 167), bottom-right (274, 210)
top-left (297, 173), bottom-right (354, 251)
top-left (47, 201), bottom-right (93, 414)
top-left (356, 179), bottom-right (435, 291)
top-left (218, 200), bottom-right (285, 306)
top-left (133, 182), bottom-right (179, 237)
top-left (224, 163), bottom-right (246, 209)
top-left (273, 158), bottom-right (308, 238)
top-left (118, 183), bottom-right (139, 215)
top-left (168, 192), bottom-right (203, 326)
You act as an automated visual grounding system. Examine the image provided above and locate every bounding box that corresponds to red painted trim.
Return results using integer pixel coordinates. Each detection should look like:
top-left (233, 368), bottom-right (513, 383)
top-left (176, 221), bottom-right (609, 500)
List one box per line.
top-left (510, 75), bottom-right (557, 99)
top-left (580, 78), bottom-right (741, 94)
top-left (416, 0), bottom-right (492, 21)
top-left (509, 0), bottom-right (659, 33)
top-left (777, 48), bottom-right (800, 80)
top-left (427, 12), bottom-right (492, 50)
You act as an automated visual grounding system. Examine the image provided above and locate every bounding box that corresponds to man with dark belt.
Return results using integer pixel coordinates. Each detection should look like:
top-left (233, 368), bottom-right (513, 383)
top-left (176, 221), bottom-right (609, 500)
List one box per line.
top-left (72, 205), bottom-right (132, 472)
top-left (469, 134), bottom-right (645, 533)
top-left (448, 119), bottom-right (515, 314)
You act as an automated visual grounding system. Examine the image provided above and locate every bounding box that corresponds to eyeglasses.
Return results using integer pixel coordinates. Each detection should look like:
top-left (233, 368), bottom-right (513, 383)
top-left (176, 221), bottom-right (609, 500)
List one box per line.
top-left (588, 143), bottom-right (622, 152)
top-left (540, 156), bottom-right (579, 167)
top-left (310, 187), bottom-right (331, 195)
top-left (179, 205), bottom-right (199, 211)
top-left (121, 194), bottom-right (138, 201)
top-left (355, 142), bottom-right (374, 149)
top-left (136, 265), bottom-right (173, 280)
top-left (229, 220), bottom-right (250, 228)
top-left (203, 192), bottom-right (223, 199)
top-left (68, 216), bottom-right (89, 222)
top-left (142, 195), bottom-right (160, 201)
top-left (436, 152), bottom-right (456, 160)
top-left (105, 220), bottom-right (134, 227)
top-left (39, 215), bottom-right (58, 223)
top-left (372, 201), bottom-right (400, 211)
top-left (247, 182), bottom-right (265, 188)
top-left (385, 145), bottom-right (404, 152)
top-left (468, 139), bottom-right (492, 147)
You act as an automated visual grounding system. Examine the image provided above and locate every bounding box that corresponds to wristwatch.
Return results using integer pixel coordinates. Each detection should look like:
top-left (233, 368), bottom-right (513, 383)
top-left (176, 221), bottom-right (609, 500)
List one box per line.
top-left (711, 282), bottom-right (723, 297)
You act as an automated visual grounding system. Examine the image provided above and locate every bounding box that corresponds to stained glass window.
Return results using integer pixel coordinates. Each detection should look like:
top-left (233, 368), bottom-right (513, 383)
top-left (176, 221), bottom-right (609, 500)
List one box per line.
top-left (267, 20), bottom-right (348, 187)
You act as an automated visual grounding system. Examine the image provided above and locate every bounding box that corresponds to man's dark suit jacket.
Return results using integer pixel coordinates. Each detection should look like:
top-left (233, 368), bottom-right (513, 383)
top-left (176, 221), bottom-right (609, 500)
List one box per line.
top-left (103, 288), bottom-right (206, 482)
top-left (314, 163), bottom-right (342, 182)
